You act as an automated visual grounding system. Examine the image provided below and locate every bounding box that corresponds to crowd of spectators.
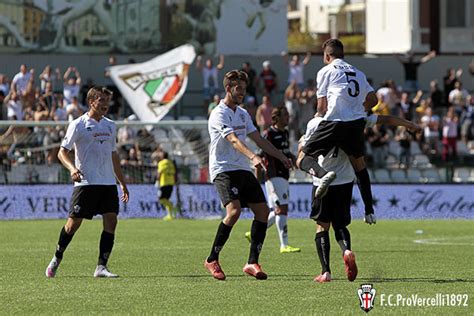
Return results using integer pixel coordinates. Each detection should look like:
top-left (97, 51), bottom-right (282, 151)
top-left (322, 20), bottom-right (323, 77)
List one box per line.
top-left (1, 53), bottom-right (473, 183)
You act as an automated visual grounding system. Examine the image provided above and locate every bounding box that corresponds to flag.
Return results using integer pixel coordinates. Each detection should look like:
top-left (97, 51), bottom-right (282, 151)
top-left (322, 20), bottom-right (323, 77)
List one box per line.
top-left (109, 44), bottom-right (196, 121)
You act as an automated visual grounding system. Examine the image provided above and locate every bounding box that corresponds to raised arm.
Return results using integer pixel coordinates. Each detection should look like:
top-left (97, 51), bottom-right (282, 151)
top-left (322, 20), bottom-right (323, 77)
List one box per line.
top-left (302, 51), bottom-right (311, 65)
top-left (420, 50), bottom-right (436, 64)
top-left (216, 54), bottom-right (225, 70)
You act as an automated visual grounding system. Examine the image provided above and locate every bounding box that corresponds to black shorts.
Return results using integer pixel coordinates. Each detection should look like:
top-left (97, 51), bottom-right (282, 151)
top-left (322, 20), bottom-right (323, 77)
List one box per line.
top-left (160, 185), bottom-right (173, 199)
top-left (214, 170), bottom-right (266, 208)
top-left (310, 182), bottom-right (353, 228)
top-left (69, 185), bottom-right (119, 220)
top-left (303, 118), bottom-right (366, 159)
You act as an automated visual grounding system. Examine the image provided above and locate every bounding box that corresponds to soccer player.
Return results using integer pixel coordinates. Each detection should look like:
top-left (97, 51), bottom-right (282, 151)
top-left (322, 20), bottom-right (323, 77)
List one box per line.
top-left (297, 38), bottom-right (378, 221)
top-left (45, 86), bottom-right (129, 278)
top-left (157, 151), bottom-right (178, 220)
top-left (205, 70), bottom-right (292, 281)
top-left (301, 112), bottom-right (421, 283)
top-left (246, 106), bottom-right (300, 253)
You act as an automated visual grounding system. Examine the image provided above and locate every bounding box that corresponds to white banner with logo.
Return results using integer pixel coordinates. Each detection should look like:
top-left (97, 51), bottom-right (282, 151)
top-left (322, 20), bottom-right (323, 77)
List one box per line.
top-left (109, 45), bottom-right (196, 121)
top-left (0, 184), bottom-right (473, 220)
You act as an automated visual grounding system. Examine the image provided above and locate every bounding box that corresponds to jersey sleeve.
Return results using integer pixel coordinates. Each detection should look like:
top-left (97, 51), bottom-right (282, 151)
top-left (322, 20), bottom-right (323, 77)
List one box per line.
top-left (316, 68), bottom-right (329, 98)
top-left (61, 120), bottom-right (79, 151)
top-left (211, 110), bottom-right (234, 138)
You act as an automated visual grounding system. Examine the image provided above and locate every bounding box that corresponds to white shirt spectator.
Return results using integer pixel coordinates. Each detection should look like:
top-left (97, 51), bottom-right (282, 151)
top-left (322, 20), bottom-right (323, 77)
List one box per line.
top-left (208, 101), bottom-right (257, 181)
top-left (7, 99), bottom-right (23, 120)
top-left (316, 58), bottom-right (374, 122)
top-left (421, 114), bottom-right (440, 138)
top-left (442, 118), bottom-right (458, 138)
top-left (63, 84), bottom-right (80, 104)
top-left (288, 64), bottom-right (304, 85)
top-left (11, 72), bottom-right (31, 94)
top-left (61, 113), bottom-right (117, 186)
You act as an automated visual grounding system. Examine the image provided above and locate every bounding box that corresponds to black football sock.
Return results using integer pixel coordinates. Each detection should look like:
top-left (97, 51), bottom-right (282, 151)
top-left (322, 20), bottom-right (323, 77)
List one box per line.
top-left (300, 155), bottom-right (328, 178)
top-left (98, 231), bottom-right (115, 266)
top-left (315, 231), bottom-right (331, 274)
top-left (356, 168), bottom-right (374, 215)
top-left (54, 226), bottom-right (74, 260)
top-left (248, 220), bottom-right (267, 264)
top-left (207, 222), bottom-right (233, 262)
top-left (334, 227), bottom-right (351, 253)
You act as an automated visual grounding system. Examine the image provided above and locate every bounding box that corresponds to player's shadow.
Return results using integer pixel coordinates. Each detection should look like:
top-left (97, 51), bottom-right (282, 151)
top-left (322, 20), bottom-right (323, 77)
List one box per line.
top-left (358, 277), bottom-right (474, 284)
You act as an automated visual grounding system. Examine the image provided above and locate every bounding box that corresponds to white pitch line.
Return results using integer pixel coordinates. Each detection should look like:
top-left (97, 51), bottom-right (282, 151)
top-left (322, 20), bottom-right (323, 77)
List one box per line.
top-left (413, 236), bottom-right (474, 246)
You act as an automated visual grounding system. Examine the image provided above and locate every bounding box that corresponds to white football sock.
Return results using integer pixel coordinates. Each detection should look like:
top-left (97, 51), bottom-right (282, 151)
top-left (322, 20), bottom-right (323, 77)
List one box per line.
top-left (276, 214), bottom-right (288, 247)
top-left (267, 211), bottom-right (276, 228)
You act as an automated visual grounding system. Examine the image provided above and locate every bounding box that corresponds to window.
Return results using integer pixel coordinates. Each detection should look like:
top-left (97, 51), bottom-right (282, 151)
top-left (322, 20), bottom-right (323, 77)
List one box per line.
top-left (445, 0), bottom-right (465, 27)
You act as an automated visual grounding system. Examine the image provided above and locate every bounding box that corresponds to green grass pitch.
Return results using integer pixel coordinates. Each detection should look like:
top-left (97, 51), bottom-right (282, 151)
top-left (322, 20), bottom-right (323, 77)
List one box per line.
top-left (0, 219), bottom-right (472, 315)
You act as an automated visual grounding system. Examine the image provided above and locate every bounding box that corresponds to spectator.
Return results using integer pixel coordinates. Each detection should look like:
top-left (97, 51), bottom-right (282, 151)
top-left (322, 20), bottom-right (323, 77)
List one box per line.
top-left (395, 50), bottom-right (436, 93)
top-left (39, 65), bottom-right (61, 93)
top-left (42, 82), bottom-right (57, 110)
top-left (394, 126), bottom-right (413, 168)
top-left (376, 80), bottom-right (399, 114)
top-left (256, 94), bottom-right (273, 131)
top-left (104, 55), bottom-right (121, 118)
top-left (0, 74), bottom-right (9, 96)
top-left (33, 99), bottom-right (50, 121)
top-left (371, 93), bottom-right (391, 116)
top-left (6, 91), bottom-right (23, 120)
top-left (207, 94), bottom-right (220, 116)
top-left (282, 51), bottom-right (311, 90)
top-left (241, 61), bottom-right (257, 100)
top-left (441, 106), bottom-right (458, 161)
top-left (421, 107), bottom-right (440, 155)
top-left (284, 81), bottom-right (301, 141)
top-left (196, 54), bottom-right (224, 110)
top-left (117, 119), bottom-right (137, 144)
top-left (397, 90), bottom-right (422, 121)
top-left (367, 124), bottom-right (389, 168)
top-left (443, 68), bottom-right (463, 106)
top-left (460, 99), bottom-right (474, 145)
top-left (11, 64), bottom-right (32, 96)
top-left (429, 80), bottom-right (444, 112)
top-left (258, 60), bottom-right (278, 100)
top-left (448, 81), bottom-right (469, 117)
top-left (66, 96), bottom-right (85, 121)
top-left (298, 79), bottom-right (316, 135)
top-left (63, 66), bottom-right (82, 105)
top-left (52, 100), bottom-right (67, 121)
top-left (241, 96), bottom-right (258, 128)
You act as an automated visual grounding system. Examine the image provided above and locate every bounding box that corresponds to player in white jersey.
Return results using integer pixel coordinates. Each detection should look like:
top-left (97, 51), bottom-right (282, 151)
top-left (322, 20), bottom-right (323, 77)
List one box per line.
top-left (204, 70), bottom-right (292, 281)
top-left (301, 112), bottom-right (421, 283)
top-left (297, 38), bottom-right (378, 222)
top-left (45, 87), bottom-right (129, 278)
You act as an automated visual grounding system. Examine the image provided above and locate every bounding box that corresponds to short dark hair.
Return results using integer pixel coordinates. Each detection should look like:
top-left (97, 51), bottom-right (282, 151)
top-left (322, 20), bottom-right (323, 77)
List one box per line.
top-left (86, 86), bottom-right (113, 105)
top-left (223, 70), bottom-right (248, 89)
top-left (322, 38), bottom-right (344, 58)
top-left (271, 106), bottom-right (286, 125)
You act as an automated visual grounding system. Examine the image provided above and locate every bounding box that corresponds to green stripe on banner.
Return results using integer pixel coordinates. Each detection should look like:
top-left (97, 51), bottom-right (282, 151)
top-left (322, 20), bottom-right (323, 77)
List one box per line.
top-left (143, 78), bottom-right (163, 97)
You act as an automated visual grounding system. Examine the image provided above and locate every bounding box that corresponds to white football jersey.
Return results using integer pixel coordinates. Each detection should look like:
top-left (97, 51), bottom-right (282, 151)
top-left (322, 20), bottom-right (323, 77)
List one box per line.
top-left (208, 101), bottom-right (257, 181)
top-left (61, 113), bottom-right (117, 186)
top-left (302, 116), bottom-right (355, 186)
top-left (316, 58), bottom-right (374, 122)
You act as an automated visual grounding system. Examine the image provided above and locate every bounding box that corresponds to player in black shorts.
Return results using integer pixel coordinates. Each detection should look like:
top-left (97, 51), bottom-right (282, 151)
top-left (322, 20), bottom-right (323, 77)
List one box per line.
top-left (248, 106), bottom-right (300, 253)
top-left (45, 87), bottom-right (129, 278)
top-left (205, 70), bottom-right (292, 281)
top-left (297, 39), bottom-right (378, 223)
